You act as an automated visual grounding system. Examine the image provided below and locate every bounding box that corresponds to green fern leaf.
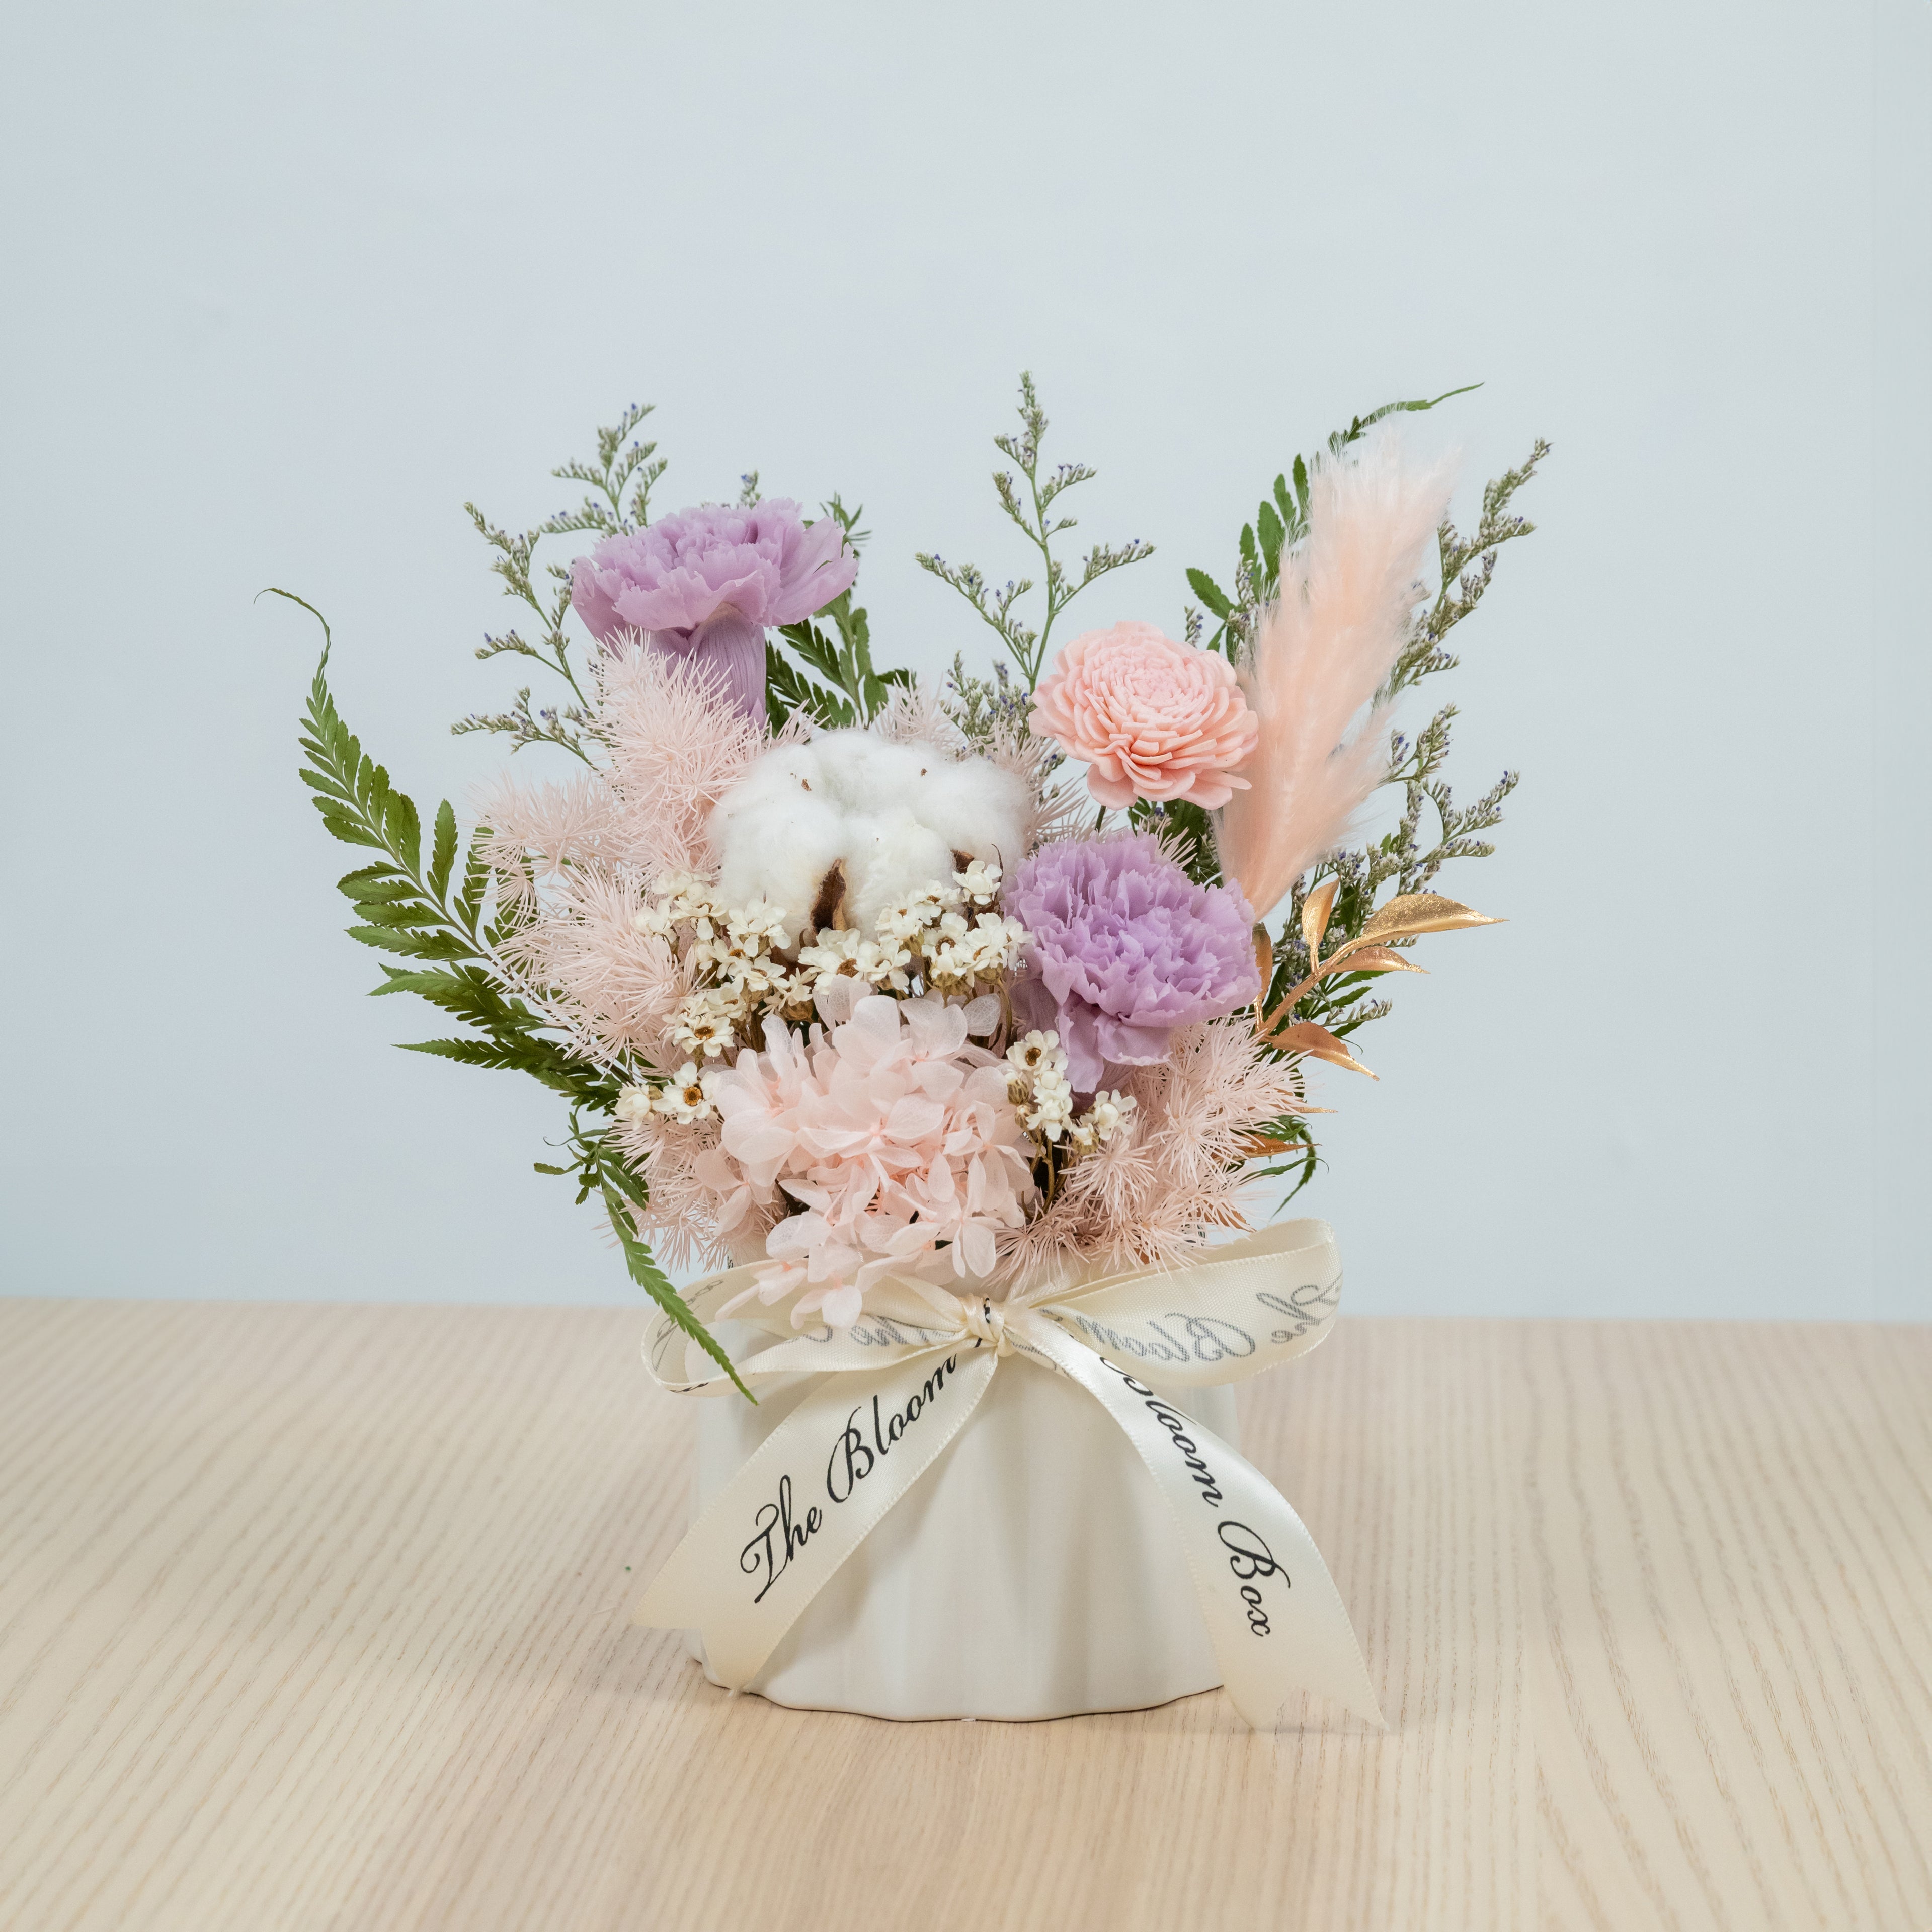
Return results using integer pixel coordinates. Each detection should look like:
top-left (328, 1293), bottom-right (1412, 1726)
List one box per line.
top-left (346, 925), bottom-right (469, 959)
top-left (603, 1186), bottom-right (752, 1401)
top-left (1256, 499), bottom-right (1285, 582)
top-left (428, 801), bottom-right (458, 899)
top-left (1185, 569), bottom-right (1233, 619)
top-left (317, 810), bottom-right (385, 850)
top-left (456, 832), bottom-right (493, 929)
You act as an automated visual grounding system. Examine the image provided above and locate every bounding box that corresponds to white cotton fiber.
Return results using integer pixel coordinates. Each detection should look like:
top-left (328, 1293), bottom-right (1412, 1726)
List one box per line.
top-left (709, 744), bottom-right (850, 926)
top-left (845, 810), bottom-right (954, 931)
top-left (706, 730), bottom-right (1032, 935)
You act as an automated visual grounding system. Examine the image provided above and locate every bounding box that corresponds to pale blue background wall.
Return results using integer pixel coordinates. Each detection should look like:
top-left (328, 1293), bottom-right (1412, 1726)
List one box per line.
top-left (3, 2), bottom-right (1926, 1318)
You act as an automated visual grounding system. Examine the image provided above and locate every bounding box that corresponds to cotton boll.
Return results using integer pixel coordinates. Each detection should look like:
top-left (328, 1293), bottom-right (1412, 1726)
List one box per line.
top-left (845, 810), bottom-right (954, 932)
top-left (706, 729), bottom-right (1037, 937)
top-left (907, 754), bottom-right (1031, 875)
top-left (722, 799), bottom-right (848, 932)
top-left (710, 747), bottom-right (849, 930)
top-left (812, 732), bottom-right (925, 815)
top-left (706, 740), bottom-right (823, 848)
top-left (807, 730), bottom-right (1030, 878)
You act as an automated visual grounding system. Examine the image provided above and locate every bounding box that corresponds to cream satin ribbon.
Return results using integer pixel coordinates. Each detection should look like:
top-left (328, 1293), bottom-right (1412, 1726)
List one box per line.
top-left (634, 1218), bottom-right (1383, 1731)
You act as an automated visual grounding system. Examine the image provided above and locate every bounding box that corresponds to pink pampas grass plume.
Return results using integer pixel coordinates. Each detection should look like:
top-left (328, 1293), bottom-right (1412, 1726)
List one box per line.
top-left (1215, 429), bottom-right (1457, 920)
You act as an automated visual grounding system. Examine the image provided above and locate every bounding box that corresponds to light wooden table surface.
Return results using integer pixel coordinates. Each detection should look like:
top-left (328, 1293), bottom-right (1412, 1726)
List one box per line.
top-left (1, 1302), bottom-right (1925, 1932)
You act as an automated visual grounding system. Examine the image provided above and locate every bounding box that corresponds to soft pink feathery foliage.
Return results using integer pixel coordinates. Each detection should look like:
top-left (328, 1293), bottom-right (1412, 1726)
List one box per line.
top-left (998, 1018), bottom-right (1308, 1284)
top-left (696, 995), bottom-right (1037, 1330)
top-left (477, 643), bottom-right (771, 886)
top-left (1031, 622), bottom-right (1259, 810)
top-left (1215, 429), bottom-right (1457, 920)
top-left (594, 639), bottom-right (775, 875)
top-left (472, 771), bottom-right (615, 880)
top-left (499, 863), bottom-right (691, 1067)
top-left (991, 719), bottom-right (1086, 850)
top-left (477, 645), bottom-right (788, 1073)
top-left (871, 679), bottom-right (967, 751)
top-left (609, 1112), bottom-right (758, 1274)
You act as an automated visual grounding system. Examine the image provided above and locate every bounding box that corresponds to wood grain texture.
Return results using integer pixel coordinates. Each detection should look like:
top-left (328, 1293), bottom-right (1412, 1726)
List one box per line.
top-left (0, 1303), bottom-right (1924, 1931)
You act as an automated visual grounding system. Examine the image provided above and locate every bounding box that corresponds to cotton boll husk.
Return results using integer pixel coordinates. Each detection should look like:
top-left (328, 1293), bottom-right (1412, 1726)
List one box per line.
top-left (1215, 428), bottom-right (1458, 922)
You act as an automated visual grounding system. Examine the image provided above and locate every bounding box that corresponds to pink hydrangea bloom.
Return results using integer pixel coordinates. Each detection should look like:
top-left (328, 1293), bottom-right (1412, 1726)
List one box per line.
top-left (694, 995), bottom-right (1037, 1329)
top-left (1030, 622), bottom-right (1259, 810)
top-left (570, 500), bottom-right (858, 723)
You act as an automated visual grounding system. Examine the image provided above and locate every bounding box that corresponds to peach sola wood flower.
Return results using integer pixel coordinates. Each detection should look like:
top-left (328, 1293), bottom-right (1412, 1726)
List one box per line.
top-left (1029, 621), bottom-right (1259, 811)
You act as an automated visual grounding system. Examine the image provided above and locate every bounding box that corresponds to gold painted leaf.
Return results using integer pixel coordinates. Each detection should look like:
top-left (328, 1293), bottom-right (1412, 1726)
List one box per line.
top-left (1268, 1019), bottom-right (1378, 1079)
top-left (1301, 877), bottom-right (1340, 961)
top-left (1253, 925), bottom-right (1273, 997)
top-left (1356, 892), bottom-right (1503, 945)
top-left (1340, 944), bottom-right (1428, 976)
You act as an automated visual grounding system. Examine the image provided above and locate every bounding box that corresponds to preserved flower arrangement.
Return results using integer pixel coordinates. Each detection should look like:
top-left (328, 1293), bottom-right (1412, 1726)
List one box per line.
top-left (283, 376), bottom-right (1544, 1726)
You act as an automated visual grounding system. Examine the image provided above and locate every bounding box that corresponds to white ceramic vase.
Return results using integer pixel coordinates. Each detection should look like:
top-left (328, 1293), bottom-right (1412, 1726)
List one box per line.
top-left (685, 1320), bottom-right (1236, 1721)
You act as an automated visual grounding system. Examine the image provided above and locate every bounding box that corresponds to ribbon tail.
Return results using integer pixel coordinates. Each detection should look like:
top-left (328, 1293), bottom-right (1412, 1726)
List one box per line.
top-left (635, 1348), bottom-right (998, 1691)
top-left (1024, 1317), bottom-right (1384, 1731)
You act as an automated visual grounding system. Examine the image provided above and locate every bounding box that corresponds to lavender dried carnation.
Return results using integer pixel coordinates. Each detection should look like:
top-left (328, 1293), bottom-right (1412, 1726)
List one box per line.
top-left (570, 499), bottom-right (858, 724)
top-left (1006, 833), bottom-right (1261, 1090)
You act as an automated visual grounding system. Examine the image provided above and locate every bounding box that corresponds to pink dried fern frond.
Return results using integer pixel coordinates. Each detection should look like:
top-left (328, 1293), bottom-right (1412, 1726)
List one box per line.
top-left (871, 680), bottom-right (968, 753)
top-left (1215, 429), bottom-right (1458, 920)
top-left (987, 721), bottom-right (1088, 851)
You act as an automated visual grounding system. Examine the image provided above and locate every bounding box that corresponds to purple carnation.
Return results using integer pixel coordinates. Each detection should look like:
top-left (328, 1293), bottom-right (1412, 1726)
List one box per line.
top-left (1005, 832), bottom-right (1261, 1091)
top-left (570, 499), bottom-right (859, 723)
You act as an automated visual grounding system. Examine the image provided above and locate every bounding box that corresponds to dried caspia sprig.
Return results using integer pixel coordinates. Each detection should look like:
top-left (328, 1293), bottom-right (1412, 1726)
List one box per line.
top-left (917, 373), bottom-right (1155, 688)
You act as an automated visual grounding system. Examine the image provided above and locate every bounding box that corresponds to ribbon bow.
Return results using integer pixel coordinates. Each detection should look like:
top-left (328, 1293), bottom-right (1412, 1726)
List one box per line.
top-left (634, 1218), bottom-right (1382, 1731)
